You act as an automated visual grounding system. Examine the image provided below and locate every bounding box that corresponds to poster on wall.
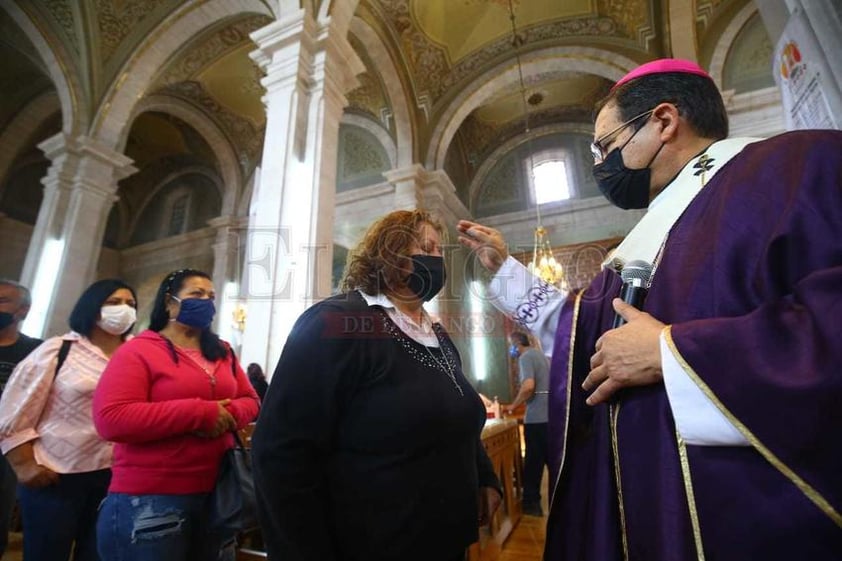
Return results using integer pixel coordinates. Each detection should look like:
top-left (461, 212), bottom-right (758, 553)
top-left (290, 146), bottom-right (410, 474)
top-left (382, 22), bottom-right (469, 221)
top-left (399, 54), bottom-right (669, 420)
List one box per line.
top-left (773, 7), bottom-right (841, 130)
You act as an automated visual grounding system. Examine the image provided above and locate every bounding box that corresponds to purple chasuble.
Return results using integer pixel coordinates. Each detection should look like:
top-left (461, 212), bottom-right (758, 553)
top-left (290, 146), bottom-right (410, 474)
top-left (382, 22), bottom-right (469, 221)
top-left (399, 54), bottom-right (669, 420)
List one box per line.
top-left (545, 130), bottom-right (842, 561)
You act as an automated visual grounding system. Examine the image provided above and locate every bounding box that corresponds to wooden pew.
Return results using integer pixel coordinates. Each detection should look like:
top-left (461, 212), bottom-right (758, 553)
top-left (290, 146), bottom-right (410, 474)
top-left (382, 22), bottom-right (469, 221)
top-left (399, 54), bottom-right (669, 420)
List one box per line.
top-left (469, 418), bottom-right (524, 561)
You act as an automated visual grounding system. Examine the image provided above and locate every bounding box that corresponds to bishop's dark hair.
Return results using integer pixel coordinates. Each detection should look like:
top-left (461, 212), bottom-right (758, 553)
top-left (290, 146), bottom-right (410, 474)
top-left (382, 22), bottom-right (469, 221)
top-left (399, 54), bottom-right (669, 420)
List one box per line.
top-left (149, 268), bottom-right (227, 362)
top-left (595, 72), bottom-right (728, 140)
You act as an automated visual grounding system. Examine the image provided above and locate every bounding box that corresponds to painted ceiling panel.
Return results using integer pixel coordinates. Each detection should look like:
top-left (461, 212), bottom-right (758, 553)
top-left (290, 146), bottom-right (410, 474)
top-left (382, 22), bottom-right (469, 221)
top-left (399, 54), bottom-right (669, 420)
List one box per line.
top-left (474, 74), bottom-right (606, 124)
top-left (196, 44), bottom-right (265, 127)
top-left (411, 0), bottom-right (592, 63)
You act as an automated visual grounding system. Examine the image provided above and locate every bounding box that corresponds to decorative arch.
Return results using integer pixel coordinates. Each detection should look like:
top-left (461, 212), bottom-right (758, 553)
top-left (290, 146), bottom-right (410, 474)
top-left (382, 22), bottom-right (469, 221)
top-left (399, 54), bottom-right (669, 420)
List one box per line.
top-left (0, 90), bottom-right (60, 195)
top-left (1, 2), bottom-right (86, 134)
top-left (349, 16), bottom-right (414, 166)
top-left (340, 113), bottom-right (396, 167)
top-left (708, 2), bottom-right (763, 90)
top-left (127, 96), bottom-right (243, 216)
top-left (425, 47), bottom-right (639, 170)
top-left (127, 165), bottom-right (224, 243)
top-left (469, 122), bottom-right (593, 209)
top-left (91, 0), bottom-right (274, 149)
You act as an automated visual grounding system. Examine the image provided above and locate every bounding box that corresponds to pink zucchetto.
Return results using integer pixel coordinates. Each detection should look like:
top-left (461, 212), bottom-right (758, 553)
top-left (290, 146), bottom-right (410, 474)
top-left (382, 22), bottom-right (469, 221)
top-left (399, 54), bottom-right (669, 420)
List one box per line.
top-left (612, 59), bottom-right (712, 91)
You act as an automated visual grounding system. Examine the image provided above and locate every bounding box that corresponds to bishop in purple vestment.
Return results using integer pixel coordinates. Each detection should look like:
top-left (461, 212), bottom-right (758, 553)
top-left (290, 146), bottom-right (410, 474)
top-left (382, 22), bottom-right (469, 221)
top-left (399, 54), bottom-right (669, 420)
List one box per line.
top-left (458, 59), bottom-right (842, 561)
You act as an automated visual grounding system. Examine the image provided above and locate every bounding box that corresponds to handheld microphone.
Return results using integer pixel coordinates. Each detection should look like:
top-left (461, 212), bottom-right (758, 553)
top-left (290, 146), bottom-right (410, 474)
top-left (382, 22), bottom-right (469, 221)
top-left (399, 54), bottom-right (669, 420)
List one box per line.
top-left (612, 260), bottom-right (653, 328)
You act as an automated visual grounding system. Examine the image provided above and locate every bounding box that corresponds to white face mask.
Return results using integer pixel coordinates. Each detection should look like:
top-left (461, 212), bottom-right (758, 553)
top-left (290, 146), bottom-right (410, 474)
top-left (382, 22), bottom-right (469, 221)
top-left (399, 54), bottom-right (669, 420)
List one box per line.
top-left (97, 304), bottom-right (137, 336)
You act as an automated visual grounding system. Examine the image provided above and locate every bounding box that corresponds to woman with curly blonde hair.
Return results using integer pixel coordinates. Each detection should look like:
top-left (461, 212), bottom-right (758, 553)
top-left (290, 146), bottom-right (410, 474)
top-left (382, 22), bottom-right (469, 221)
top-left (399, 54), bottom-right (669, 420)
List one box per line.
top-left (253, 209), bottom-right (501, 561)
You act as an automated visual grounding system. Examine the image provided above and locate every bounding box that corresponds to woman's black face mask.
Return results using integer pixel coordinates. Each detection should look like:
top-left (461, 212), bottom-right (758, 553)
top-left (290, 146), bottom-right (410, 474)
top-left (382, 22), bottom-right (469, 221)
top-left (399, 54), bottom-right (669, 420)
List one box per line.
top-left (405, 255), bottom-right (446, 301)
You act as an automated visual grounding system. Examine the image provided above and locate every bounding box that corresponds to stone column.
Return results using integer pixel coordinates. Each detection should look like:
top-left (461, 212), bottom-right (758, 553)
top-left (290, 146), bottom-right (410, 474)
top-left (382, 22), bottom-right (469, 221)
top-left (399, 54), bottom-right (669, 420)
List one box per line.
top-left (208, 215), bottom-right (246, 347)
top-left (383, 164), bottom-right (425, 210)
top-left (667, 1), bottom-right (698, 61)
top-left (21, 133), bottom-right (136, 337)
top-left (240, 9), bottom-right (363, 371)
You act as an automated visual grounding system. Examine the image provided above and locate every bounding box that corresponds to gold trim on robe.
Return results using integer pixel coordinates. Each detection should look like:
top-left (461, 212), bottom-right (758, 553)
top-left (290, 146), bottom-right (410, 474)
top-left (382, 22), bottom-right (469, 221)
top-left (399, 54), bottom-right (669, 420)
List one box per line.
top-left (610, 403), bottom-right (630, 561)
top-left (549, 290), bottom-right (583, 506)
top-left (675, 431), bottom-right (706, 560)
top-left (664, 327), bottom-right (842, 528)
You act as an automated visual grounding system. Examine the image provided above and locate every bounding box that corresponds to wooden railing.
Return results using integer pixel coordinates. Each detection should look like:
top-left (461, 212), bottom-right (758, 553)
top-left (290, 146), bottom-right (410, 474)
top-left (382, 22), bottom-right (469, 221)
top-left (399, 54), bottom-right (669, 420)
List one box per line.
top-left (469, 418), bottom-right (523, 561)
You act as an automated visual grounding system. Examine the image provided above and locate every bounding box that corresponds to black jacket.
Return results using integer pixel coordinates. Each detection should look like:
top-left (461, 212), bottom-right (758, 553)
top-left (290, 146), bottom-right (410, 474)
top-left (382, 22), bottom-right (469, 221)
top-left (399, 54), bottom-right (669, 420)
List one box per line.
top-left (252, 291), bottom-right (500, 561)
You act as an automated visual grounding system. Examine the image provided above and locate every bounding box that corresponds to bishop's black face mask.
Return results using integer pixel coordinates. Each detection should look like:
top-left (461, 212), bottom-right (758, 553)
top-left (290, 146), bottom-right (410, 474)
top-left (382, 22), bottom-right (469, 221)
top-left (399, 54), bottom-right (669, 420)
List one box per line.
top-left (592, 124), bottom-right (664, 210)
top-left (405, 255), bottom-right (446, 301)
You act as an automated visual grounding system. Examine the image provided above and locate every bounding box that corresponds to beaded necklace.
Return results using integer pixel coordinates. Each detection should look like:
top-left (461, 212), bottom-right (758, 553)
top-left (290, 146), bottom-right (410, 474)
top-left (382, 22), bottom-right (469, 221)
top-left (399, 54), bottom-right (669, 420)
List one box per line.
top-left (379, 312), bottom-right (464, 396)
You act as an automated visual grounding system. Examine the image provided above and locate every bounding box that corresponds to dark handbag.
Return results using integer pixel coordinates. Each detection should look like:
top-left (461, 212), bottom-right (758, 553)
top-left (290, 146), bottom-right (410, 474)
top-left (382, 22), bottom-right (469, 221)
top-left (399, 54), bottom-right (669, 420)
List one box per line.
top-left (207, 430), bottom-right (259, 535)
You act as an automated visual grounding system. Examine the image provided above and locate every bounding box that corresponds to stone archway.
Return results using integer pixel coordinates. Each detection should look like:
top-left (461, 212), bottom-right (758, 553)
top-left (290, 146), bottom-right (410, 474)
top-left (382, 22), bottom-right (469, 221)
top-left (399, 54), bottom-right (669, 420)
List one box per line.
top-left (425, 47), bottom-right (639, 171)
top-left (128, 96), bottom-right (243, 217)
top-left (0, 91), bottom-right (60, 197)
top-left (90, 0), bottom-right (274, 151)
top-left (1, 3), bottom-right (84, 134)
top-left (349, 16), bottom-right (414, 167)
top-left (708, 2), bottom-right (763, 90)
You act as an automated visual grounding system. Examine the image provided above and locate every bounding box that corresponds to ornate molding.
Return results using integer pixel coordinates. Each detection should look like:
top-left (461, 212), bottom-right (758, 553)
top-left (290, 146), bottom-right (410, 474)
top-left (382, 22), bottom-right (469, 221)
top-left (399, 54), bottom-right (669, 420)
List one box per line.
top-left (42, 0), bottom-right (79, 54)
top-left (158, 80), bottom-right (264, 176)
top-left (156, 14), bottom-right (271, 91)
top-left (696, 0), bottom-right (729, 35)
top-left (346, 71), bottom-right (389, 123)
top-left (376, 0), bottom-right (628, 105)
top-left (455, 103), bottom-right (595, 178)
top-left (95, 0), bottom-right (170, 63)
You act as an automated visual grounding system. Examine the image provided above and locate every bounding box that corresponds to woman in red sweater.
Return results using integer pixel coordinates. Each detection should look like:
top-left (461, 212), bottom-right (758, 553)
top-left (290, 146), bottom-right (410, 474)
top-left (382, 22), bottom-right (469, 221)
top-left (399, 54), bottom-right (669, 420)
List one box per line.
top-left (93, 269), bottom-right (259, 561)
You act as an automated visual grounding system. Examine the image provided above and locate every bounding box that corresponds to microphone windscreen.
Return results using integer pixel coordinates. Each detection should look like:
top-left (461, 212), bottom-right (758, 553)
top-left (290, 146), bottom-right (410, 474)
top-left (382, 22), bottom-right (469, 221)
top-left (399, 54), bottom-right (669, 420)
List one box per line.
top-left (620, 260), bottom-right (653, 284)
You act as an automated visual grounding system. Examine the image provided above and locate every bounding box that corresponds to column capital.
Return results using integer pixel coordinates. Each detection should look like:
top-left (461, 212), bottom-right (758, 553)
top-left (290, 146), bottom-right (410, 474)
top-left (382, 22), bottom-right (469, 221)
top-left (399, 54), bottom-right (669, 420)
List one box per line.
top-left (207, 214), bottom-right (247, 231)
top-left (382, 164), bottom-right (426, 185)
top-left (37, 133), bottom-right (137, 201)
top-left (318, 19), bottom-right (365, 97)
top-left (249, 9), bottom-right (309, 68)
top-left (37, 133), bottom-right (136, 176)
top-left (420, 169), bottom-right (470, 224)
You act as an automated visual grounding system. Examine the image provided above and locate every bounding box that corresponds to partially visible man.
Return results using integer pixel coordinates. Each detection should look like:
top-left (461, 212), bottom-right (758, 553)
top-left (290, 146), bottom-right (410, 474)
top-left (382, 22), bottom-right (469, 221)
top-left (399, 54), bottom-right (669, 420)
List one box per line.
top-left (0, 280), bottom-right (41, 557)
top-left (459, 59), bottom-right (842, 560)
top-left (505, 332), bottom-right (549, 517)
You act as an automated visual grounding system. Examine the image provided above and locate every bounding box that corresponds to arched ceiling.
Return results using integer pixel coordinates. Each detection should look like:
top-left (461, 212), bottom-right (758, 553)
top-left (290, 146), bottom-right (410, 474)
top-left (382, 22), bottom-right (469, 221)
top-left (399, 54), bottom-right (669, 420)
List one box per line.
top-left (151, 13), bottom-right (271, 176)
top-left (0, 2), bottom-right (270, 173)
top-left (411, 0), bottom-right (595, 64)
top-left (0, 0), bottom-right (758, 206)
top-left (0, 9), bottom-right (54, 132)
top-left (343, 0), bottom-right (756, 198)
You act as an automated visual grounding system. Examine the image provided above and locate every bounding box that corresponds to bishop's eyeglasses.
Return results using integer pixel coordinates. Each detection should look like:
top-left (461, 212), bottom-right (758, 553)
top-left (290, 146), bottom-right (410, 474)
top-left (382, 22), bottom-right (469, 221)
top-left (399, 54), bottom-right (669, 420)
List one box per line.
top-left (590, 109), bottom-right (654, 164)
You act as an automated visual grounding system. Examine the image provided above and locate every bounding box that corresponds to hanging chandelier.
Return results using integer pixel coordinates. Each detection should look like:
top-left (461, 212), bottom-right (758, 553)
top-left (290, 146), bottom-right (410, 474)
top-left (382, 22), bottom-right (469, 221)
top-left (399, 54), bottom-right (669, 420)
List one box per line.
top-left (507, 0), bottom-right (566, 288)
top-left (529, 226), bottom-right (565, 287)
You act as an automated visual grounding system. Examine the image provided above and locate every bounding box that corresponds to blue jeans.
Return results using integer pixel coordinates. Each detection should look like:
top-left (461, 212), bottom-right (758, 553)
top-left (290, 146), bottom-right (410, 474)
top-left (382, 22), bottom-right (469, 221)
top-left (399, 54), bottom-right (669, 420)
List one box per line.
top-left (16, 469), bottom-right (111, 561)
top-left (97, 493), bottom-right (236, 561)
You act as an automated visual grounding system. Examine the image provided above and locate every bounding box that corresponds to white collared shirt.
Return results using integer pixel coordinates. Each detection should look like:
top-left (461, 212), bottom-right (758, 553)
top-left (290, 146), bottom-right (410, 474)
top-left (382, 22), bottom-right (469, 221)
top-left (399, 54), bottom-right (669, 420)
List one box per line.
top-left (358, 290), bottom-right (440, 347)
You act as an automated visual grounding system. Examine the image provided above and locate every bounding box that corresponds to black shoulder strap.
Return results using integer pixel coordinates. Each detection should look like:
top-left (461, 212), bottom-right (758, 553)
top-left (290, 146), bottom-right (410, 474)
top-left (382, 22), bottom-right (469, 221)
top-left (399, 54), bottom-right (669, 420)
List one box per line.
top-left (54, 340), bottom-right (73, 379)
top-left (229, 346), bottom-right (237, 377)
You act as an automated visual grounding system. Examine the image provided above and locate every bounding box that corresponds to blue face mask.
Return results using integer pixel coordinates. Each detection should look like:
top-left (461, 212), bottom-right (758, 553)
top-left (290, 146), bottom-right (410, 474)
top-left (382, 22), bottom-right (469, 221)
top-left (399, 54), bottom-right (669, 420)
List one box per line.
top-left (172, 296), bottom-right (215, 329)
top-left (509, 344), bottom-right (520, 358)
